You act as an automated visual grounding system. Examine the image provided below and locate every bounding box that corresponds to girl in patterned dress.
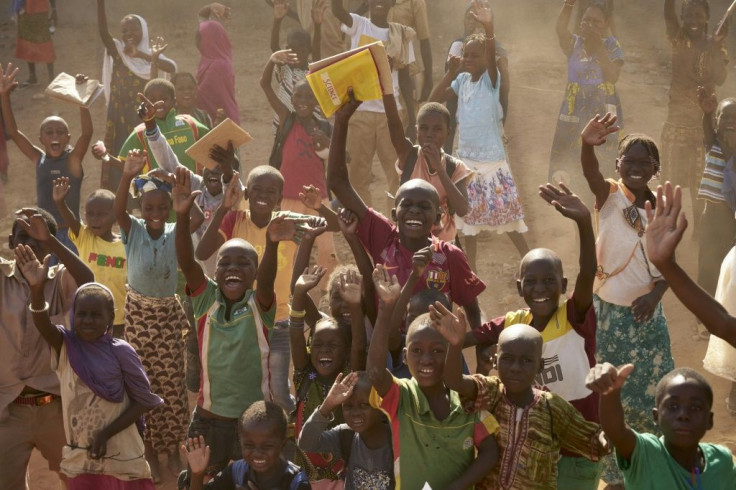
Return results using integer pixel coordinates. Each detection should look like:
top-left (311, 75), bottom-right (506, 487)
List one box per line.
top-left (580, 114), bottom-right (675, 489)
top-left (429, 1), bottom-right (528, 269)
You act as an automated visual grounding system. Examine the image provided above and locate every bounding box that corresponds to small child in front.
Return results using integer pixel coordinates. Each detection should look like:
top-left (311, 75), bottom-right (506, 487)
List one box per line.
top-left (52, 178), bottom-right (128, 337)
top-left (181, 401), bottom-right (311, 490)
top-left (367, 265), bottom-right (500, 490)
top-left (586, 363), bottom-right (736, 489)
top-left (433, 314), bottom-right (608, 489)
top-left (299, 372), bottom-right (393, 489)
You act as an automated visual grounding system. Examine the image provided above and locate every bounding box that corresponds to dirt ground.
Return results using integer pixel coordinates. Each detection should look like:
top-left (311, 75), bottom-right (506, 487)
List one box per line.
top-left (7, 0), bottom-right (736, 488)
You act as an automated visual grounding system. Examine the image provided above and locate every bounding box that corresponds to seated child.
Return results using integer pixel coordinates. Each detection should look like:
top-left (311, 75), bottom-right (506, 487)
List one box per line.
top-left (326, 91), bottom-right (485, 329)
top-left (384, 93), bottom-right (473, 243)
top-left (173, 168), bottom-right (306, 481)
top-left (52, 178), bottom-right (127, 337)
top-left (0, 64), bottom-right (93, 256)
top-left (181, 401), bottom-right (311, 490)
top-left (299, 372), bottom-right (393, 489)
top-left (367, 264), bottom-right (500, 490)
top-left (0, 208), bottom-right (94, 490)
top-left (433, 312), bottom-right (608, 489)
top-left (21, 274), bottom-right (163, 488)
top-left (586, 363), bottom-right (736, 489)
top-left (466, 183), bottom-right (600, 487)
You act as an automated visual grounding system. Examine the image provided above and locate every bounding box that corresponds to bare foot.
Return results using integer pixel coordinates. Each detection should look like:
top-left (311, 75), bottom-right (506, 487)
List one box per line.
top-left (145, 443), bottom-right (162, 484)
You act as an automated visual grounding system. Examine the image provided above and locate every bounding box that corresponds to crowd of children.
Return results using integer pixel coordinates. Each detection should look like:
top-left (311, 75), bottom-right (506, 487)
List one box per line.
top-left (4, 0), bottom-right (736, 489)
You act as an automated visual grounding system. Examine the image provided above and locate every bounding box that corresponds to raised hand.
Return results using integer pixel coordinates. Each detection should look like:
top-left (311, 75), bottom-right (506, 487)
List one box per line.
top-left (321, 372), bottom-right (358, 414)
top-left (337, 208), bottom-right (358, 236)
top-left (136, 92), bottom-right (164, 121)
top-left (273, 0), bottom-right (289, 20)
top-left (311, 0), bottom-right (327, 24)
top-left (335, 88), bottom-right (362, 123)
top-left (295, 265), bottom-right (327, 293)
top-left (581, 113), bottom-right (620, 147)
top-left (585, 363), bottom-right (634, 395)
top-left (538, 183), bottom-right (590, 222)
top-left (172, 168), bottom-right (202, 215)
top-left (447, 55), bottom-right (461, 75)
top-left (0, 62), bottom-right (19, 95)
top-left (14, 244), bottom-right (49, 287)
top-left (208, 2), bottom-right (232, 22)
top-left (372, 264), bottom-right (401, 305)
top-left (209, 141), bottom-right (237, 176)
top-left (52, 177), bottom-right (70, 203)
top-left (338, 269), bottom-right (363, 307)
top-left (179, 435), bottom-right (211, 476)
top-left (222, 171), bottom-right (243, 210)
top-left (299, 216), bottom-right (328, 240)
top-left (15, 209), bottom-right (53, 242)
top-left (267, 215), bottom-right (309, 242)
top-left (92, 140), bottom-right (108, 160)
top-left (429, 303), bottom-right (467, 347)
top-left (299, 185), bottom-right (323, 211)
top-left (270, 49), bottom-right (299, 66)
top-left (470, 0), bottom-right (493, 29)
top-left (150, 36), bottom-right (168, 60)
top-left (644, 182), bottom-right (687, 267)
top-left (697, 86), bottom-right (718, 115)
top-left (412, 246), bottom-right (433, 277)
top-left (122, 149), bottom-right (147, 178)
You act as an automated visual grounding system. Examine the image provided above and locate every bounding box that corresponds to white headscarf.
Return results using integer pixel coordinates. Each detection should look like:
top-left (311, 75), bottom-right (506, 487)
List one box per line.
top-left (101, 15), bottom-right (176, 105)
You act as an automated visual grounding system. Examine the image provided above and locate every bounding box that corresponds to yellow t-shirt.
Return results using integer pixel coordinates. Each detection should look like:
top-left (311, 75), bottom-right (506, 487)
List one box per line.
top-left (218, 209), bottom-right (300, 322)
top-left (70, 225), bottom-right (128, 325)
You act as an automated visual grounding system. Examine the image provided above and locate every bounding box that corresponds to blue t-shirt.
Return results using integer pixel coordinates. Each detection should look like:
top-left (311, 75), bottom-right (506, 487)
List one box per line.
top-left (121, 216), bottom-right (178, 297)
top-left (36, 149), bottom-right (82, 228)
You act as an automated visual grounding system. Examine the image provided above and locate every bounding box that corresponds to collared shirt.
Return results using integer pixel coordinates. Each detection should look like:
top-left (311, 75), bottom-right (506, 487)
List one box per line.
top-left (388, 0), bottom-right (430, 40)
top-left (370, 376), bottom-right (499, 489)
top-left (189, 279), bottom-right (276, 419)
top-left (0, 259), bottom-right (77, 418)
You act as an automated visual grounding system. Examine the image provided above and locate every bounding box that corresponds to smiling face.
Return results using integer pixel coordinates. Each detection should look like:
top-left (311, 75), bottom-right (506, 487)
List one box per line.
top-left (203, 167), bottom-right (223, 197)
top-left (681, 3), bottom-right (708, 38)
top-left (462, 39), bottom-right (486, 78)
top-left (518, 251), bottom-right (566, 320)
top-left (85, 195), bottom-right (116, 239)
top-left (73, 291), bottom-right (114, 342)
top-left (246, 172), bottom-right (283, 217)
top-left (144, 86), bottom-right (176, 120)
top-left (616, 142), bottom-right (657, 191)
top-left (239, 420), bottom-right (286, 478)
top-left (39, 118), bottom-right (70, 158)
top-left (173, 75), bottom-right (197, 112)
top-left (215, 239), bottom-right (258, 302)
top-left (120, 16), bottom-right (143, 50)
top-left (139, 189), bottom-right (171, 232)
top-left (291, 82), bottom-right (317, 120)
top-left (417, 111), bottom-right (450, 149)
top-left (404, 317), bottom-right (447, 388)
top-left (654, 375), bottom-right (713, 450)
top-left (393, 181), bottom-right (440, 241)
top-left (367, 0), bottom-right (394, 22)
top-left (342, 380), bottom-right (383, 435)
top-left (310, 320), bottom-right (348, 378)
top-left (716, 101), bottom-right (736, 150)
top-left (496, 325), bottom-right (543, 403)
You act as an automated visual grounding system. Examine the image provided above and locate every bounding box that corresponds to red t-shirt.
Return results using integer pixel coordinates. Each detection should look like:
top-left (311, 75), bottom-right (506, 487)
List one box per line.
top-left (356, 208), bottom-right (485, 307)
top-left (280, 119), bottom-right (328, 200)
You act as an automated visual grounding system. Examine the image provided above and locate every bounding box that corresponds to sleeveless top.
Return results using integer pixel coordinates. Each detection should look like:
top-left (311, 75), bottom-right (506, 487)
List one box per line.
top-left (36, 149), bottom-right (82, 228)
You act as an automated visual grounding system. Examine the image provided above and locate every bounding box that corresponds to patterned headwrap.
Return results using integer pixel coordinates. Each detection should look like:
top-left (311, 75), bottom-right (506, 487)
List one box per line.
top-left (129, 174), bottom-right (173, 198)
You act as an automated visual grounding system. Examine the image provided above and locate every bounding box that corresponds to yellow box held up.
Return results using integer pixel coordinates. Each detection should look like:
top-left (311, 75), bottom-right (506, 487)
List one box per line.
top-left (306, 41), bottom-right (393, 118)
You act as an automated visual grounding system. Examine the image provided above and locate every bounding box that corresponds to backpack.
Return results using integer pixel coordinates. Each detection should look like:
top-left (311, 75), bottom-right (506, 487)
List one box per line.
top-left (400, 145), bottom-right (460, 216)
top-left (269, 112), bottom-right (331, 170)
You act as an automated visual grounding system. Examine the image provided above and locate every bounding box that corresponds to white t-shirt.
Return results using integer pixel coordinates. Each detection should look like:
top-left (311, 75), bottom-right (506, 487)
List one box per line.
top-left (341, 13), bottom-right (414, 113)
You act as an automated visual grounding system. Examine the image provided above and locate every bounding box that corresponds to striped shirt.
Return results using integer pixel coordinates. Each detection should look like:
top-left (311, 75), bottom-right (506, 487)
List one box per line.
top-left (698, 141), bottom-right (728, 203)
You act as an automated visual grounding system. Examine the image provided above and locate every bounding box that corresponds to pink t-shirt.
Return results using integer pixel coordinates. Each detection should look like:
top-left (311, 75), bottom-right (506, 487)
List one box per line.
top-left (357, 208), bottom-right (485, 307)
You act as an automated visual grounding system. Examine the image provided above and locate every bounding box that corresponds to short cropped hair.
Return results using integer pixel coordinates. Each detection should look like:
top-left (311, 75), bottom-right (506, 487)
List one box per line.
top-left (655, 367), bottom-right (713, 409)
top-left (246, 165), bottom-right (284, 190)
top-left (417, 102), bottom-right (451, 127)
top-left (239, 400), bottom-right (288, 439)
top-left (144, 78), bottom-right (176, 100)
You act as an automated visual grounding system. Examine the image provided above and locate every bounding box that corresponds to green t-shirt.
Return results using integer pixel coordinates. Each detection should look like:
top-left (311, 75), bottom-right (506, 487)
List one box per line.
top-left (617, 431), bottom-right (736, 489)
top-left (118, 109), bottom-right (209, 174)
top-left (189, 278), bottom-right (276, 418)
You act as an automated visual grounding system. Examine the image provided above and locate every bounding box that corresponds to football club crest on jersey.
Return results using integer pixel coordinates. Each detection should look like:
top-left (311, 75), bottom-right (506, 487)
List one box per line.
top-left (426, 270), bottom-right (448, 290)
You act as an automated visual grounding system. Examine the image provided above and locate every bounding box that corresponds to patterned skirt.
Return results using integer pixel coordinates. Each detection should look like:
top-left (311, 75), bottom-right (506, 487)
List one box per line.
top-left (456, 158), bottom-right (527, 235)
top-left (660, 122), bottom-right (705, 189)
top-left (593, 295), bottom-right (674, 485)
top-left (124, 287), bottom-right (189, 454)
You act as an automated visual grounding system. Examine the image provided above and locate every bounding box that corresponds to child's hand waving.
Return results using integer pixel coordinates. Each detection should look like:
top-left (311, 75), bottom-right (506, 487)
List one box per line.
top-left (429, 303), bottom-right (467, 348)
top-left (320, 372), bottom-right (358, 416)
top-left (123, 149), bottom-right (147, 177)
top-left (150, 36), bottom-right (168, 60)
top-left (585, 362), bottom-right (634, 395)
top-left (581, 113), bottom-right (619, 147)
top-left (298, 216), bottom-right (328, 241)
top-left (697, 86), bottom-right (718, 115)
top-left (645, 182), bottom-right (687, 267)
top-left (172, 168), bottom-right (202, 215)
top-left (299, 185), bottom-right (323, 211)
top-left (273, 0), bottom-right (289, 20)
top-left (15, 243), bottom-right (49, 288)
top-left (470, 0), bottom-right (493, 29)
top-left (270, 49), bottom-right (299, 66)
top-left (295, 265), bottom-right (327, 294)
top-left (311, 0), bottom-right (327, 25)
top-left (338, 269), bottom-right (363, 307)
top-left (52, 177), bottom-right (70, 203)
top-left (337, 208), bottom-right (358, 236)
top-left (209, 141), bottom-right (237, 177)
top-left (180, 435), bottom-right (211, 477)
top-left (0, 62), bottom-right (19, 95)
top-left (372, 264), bottom-right (401, 305)
top-left (335, 88), bottom-right (362, 123)
top-left (539, 183), bottom-right (590, 223)
top-left (222, 171), bottom-right (243, 210)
